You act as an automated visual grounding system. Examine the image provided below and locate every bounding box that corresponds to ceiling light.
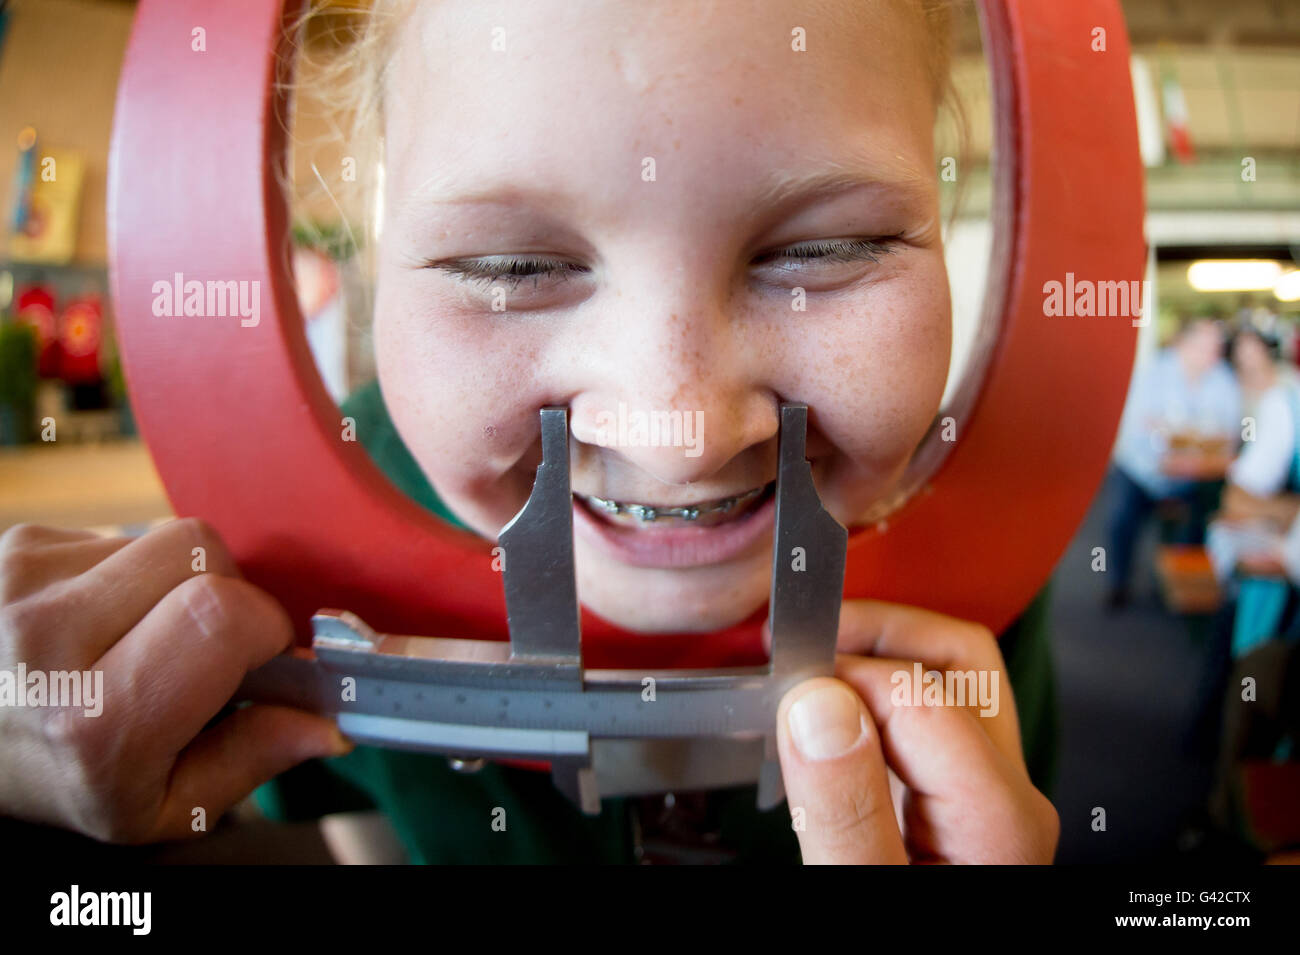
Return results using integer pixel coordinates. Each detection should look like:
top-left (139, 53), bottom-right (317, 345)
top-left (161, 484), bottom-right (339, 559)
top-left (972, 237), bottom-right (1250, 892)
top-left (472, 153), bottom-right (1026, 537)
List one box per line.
top-left (1187, 260), bottom-right (1284, 292)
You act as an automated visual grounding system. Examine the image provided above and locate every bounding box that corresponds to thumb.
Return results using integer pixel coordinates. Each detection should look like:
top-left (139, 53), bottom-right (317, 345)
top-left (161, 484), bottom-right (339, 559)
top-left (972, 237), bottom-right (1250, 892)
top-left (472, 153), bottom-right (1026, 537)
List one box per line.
top-left (776, 677), bottom-right (907, 865)
top-left (155, 704), bottom-right (353, 838)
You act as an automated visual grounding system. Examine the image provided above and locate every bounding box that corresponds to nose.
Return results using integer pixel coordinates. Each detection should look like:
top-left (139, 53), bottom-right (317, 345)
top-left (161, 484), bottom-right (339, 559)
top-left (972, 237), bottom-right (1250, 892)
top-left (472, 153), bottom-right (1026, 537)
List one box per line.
top-left (568, 293), bottom-right (776, 487)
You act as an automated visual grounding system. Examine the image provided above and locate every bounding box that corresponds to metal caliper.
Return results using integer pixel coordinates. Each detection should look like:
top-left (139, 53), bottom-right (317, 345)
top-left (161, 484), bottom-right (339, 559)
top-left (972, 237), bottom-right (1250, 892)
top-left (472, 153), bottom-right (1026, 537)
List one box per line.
top-left (236, 402), bottom-right (847, 814)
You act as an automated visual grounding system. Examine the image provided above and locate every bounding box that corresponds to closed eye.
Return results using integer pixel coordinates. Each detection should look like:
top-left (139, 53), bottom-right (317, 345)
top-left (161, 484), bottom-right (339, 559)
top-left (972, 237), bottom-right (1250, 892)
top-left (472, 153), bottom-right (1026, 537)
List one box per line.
top-left (425, 255), bottom-right (589, 290)
top-left (750, 235), bottom-right (902, 269)
top-left (425, 233), bottom-right (903, 290)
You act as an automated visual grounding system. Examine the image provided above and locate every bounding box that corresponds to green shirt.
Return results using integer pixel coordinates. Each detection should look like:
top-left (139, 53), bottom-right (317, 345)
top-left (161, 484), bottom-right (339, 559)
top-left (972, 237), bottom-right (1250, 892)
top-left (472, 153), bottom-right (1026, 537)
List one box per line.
top-left (254, 380), bottom-right (1058, 863)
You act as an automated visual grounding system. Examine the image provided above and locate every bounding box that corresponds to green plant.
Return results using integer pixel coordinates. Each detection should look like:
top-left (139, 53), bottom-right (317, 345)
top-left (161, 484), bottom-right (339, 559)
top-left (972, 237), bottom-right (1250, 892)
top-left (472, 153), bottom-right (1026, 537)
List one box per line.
top-left (0, 318), bottom-right (38, 407)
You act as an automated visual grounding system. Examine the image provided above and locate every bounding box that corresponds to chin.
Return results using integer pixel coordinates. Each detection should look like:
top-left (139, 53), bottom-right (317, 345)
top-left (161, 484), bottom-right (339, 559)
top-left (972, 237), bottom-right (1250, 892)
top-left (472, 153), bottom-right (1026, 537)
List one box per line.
top-left (574, 538), bottom-right (772, 634)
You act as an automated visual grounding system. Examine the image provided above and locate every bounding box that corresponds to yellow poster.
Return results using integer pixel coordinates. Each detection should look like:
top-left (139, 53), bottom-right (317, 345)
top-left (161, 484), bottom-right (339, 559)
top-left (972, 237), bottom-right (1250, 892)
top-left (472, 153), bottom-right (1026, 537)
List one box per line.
top-left (9, 146), bottom-right (84, 264)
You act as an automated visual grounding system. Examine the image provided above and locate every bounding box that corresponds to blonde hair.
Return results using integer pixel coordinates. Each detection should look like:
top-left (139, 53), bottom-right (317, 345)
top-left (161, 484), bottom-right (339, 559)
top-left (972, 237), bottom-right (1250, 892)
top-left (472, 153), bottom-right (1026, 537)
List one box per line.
top-left (279, 1), bottom-right (410, 271)
top-left (281, 0), bottom-right (968, 279)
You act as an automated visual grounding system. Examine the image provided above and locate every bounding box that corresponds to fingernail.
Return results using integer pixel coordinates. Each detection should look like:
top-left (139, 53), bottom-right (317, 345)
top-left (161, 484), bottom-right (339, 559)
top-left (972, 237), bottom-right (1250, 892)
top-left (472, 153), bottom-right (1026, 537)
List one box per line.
top-left (788, 684), bottom-right (865, 760)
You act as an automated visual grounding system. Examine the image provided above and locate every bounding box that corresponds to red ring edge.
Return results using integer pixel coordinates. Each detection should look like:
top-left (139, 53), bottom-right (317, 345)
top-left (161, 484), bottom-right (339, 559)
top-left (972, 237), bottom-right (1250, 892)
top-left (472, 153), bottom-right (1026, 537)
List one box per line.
top-left (108, 0), bottom-right (1142, 667)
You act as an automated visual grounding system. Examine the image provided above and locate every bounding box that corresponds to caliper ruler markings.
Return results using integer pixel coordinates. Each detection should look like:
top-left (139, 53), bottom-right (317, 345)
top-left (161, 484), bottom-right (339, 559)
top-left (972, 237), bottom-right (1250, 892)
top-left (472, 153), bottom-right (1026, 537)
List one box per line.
top-left (236, 403), bottom-right (848, 815)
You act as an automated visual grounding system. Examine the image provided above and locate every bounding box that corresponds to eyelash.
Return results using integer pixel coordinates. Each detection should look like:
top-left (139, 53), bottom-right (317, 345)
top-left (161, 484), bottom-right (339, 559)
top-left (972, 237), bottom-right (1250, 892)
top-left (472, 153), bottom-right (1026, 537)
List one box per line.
top-left (426, 234), bottom-right (903, 289)
top-left (430, 256), bottom-right (589, 290)
top-left (753, 235), bottom-right (902, 266)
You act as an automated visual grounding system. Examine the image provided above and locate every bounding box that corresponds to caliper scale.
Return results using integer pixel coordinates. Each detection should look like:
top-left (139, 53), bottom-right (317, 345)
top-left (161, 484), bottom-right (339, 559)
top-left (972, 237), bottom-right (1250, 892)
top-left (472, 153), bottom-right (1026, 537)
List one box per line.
top-left (237, 403), bottom-right (847, 814)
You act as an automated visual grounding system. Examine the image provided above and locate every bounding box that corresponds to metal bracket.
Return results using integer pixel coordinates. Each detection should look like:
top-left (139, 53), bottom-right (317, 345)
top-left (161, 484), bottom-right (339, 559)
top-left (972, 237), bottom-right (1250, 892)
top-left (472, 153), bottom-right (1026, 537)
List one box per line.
top-left (236, 402), bottom-right (847, 814)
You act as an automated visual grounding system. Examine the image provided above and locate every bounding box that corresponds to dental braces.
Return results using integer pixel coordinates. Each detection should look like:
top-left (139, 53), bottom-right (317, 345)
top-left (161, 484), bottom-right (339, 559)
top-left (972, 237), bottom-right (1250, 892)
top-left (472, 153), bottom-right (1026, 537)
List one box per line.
top-left (582, 484), bottom-right (769, 523)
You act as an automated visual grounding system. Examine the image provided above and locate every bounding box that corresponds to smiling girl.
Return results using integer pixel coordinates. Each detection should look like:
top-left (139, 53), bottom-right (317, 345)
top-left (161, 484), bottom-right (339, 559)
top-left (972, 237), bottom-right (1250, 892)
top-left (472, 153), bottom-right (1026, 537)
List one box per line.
top-left (0, 0), bottom-right (1058, 864)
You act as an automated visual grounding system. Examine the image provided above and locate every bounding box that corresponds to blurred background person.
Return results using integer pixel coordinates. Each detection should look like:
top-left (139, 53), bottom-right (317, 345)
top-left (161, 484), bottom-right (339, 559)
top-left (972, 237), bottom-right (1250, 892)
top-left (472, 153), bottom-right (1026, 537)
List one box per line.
top-left (1215, 323), bottom-right (1300, 547)
top-left (1196, 503), bottom-right (1300, 859)
top-left (1206, 322), bottom-right (1300, 651)
top-left (1107, 318), bottom-right (1241, 610)
top-left (1229, 322), bottom-right (1297, 424)
top-left (1193, 323), bottom-right (1300, 786)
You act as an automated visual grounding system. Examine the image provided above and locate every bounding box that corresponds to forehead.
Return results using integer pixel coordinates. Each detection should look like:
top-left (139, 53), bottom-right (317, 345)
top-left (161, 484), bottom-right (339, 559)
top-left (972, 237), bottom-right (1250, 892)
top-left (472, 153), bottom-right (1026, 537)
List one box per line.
top-left (383, 0), bottom-right (937, 206)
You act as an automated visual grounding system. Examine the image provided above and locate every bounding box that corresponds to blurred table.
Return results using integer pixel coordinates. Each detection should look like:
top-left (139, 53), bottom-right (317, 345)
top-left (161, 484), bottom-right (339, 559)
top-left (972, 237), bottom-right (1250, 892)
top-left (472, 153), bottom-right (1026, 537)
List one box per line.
top-left (1162, 452), bottom-right (1233, 481)
top-left (1160, 432), bottom-right (1234, 482)
top-left (0, 440), bottom-right (172, 533)
top-left (1156, 544), bottom-right (1224, 614)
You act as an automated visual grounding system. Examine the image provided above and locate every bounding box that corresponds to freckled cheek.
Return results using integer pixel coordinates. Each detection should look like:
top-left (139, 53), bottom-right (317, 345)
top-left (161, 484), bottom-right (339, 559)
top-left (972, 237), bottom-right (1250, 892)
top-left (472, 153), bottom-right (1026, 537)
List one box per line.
top-left (804, 277), bottom-right (951, 471)
top-left (374, 291), bottom-right (549, 498)
top-left (374, 311), bottom-right (474, 477)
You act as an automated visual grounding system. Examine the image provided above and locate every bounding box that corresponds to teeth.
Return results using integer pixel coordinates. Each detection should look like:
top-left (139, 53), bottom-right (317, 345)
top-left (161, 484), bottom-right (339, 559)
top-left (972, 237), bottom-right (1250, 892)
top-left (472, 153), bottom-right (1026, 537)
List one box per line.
top-left (580, 484), bottom-right (769, 524)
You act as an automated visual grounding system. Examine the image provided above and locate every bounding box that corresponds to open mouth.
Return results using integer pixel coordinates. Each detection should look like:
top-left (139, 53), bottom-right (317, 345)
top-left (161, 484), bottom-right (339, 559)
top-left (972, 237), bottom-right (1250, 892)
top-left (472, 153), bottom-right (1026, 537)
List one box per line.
top-left (574, 481), bottom-right (776, 529)
top-left (571, 480), bottom-right (779, 569)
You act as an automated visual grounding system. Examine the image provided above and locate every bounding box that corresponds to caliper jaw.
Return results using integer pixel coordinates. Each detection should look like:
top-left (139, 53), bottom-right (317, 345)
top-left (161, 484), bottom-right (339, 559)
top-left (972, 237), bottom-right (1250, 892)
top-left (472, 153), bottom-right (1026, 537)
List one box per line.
top-left (236, 403), bottom-right (847, 815)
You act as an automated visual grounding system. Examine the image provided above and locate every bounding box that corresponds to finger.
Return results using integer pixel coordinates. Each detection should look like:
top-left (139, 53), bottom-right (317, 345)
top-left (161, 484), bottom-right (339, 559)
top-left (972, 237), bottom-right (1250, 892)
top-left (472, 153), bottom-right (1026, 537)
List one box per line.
top-left (776, 677), bottom-right (907, 865)
top-left (48, 535), bottom-right (135, 576)
top-left (836, 655), bottom-right (1027, 786)
top-left (838, 653), bottom-right (1025, 770)
top-left (833, 601), bottom-right (1021, 755)
top-left (0, 532), bottom-right (132, 604)
top-left (99, 573), bottom-right (298, 764)
top-left (0, 529), bottom-right (138, 671)
top-left (0, 524), bottom-right (100, 549)
top-left (150, 704), bottom-right (352, 841)
top-left (835, 601), bottom-right (1005, 674)
top-left (836, 656), bottom-right (1057, 862)
top-left (67, 518), bottom-right (242, 661)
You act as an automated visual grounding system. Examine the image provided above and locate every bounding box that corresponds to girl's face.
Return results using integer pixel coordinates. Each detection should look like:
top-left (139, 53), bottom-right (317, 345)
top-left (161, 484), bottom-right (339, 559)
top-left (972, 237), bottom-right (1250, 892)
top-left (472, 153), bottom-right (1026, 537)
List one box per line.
top-left (374, 0), bottom-right (952, 634)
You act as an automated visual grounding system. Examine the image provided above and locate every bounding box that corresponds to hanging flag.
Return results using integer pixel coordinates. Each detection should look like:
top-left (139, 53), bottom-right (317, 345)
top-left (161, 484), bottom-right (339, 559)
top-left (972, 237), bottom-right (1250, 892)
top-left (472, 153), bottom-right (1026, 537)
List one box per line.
top-left (1161, 64), bottom-right (1196, 164)
top-left (1130, 56), bottom-right (1166, 168)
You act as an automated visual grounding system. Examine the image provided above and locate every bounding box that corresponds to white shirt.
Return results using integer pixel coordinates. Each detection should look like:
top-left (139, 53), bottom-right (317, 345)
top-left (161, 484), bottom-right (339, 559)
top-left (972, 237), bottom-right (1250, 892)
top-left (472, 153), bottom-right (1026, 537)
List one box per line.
top-left (1229, 380), bottom-right (1300, 498)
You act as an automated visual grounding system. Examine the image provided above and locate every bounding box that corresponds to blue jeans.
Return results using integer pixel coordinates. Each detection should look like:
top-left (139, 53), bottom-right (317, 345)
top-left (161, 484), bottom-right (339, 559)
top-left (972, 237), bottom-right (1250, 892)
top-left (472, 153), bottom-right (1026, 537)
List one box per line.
top-left (1106, 467), bottom-right (1208, 592)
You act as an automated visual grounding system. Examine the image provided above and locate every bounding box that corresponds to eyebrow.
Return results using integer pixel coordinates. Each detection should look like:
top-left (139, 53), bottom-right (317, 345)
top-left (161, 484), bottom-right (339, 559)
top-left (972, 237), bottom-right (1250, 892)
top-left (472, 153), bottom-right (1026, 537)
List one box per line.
top-left (398, 154), bottom-right (933, 220)
top-left (750, 158), bottom-right (934, 211)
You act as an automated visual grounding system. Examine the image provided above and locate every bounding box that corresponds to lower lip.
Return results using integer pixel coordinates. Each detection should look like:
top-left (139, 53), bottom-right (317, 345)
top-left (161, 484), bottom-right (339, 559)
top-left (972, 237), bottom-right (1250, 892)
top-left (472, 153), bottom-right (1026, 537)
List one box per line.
top-left (571, 492), bottom-right (776, 569)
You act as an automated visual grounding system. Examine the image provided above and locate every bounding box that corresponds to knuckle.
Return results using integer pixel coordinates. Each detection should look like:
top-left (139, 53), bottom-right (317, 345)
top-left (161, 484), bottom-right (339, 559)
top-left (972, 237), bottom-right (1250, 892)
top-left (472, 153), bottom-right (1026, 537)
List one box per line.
top-left (174, 572), bottom-right (242, 641)
top-left (39, 702), bottom-right (100, 754)
top-left (0, 526), bottom-right (45, 592)
top-left (173, 515), bottom-right (216, 541)
top-left (964, 621), bottom-right (996, 647)
top-left (0, 522), bottom-right (52, 557)
top-left (171, 517), bottom-right (232, 571)
top-left (0, 597), bottom-right (49, 663)
top-left (956, 620), bottom-right (1004, 670)
top-left (957, 620), bottom-right (997, 656)
top-left (172, 574), bottom-right (290, 660)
